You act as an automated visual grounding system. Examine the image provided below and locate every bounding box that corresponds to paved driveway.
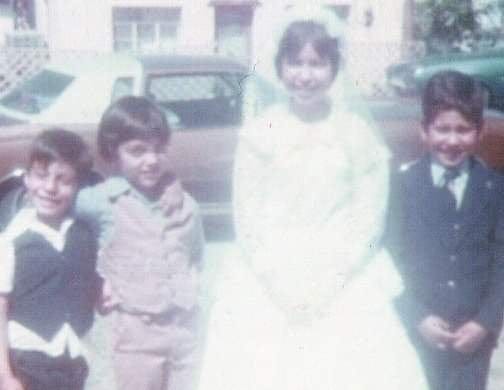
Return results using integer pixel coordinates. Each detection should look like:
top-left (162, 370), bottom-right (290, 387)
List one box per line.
top-left (83, 241), bottom-right (232, 390)
top-left (489, 334), bottom-right (504, 389)
top-left (83, 240), bottom-right (504, 390)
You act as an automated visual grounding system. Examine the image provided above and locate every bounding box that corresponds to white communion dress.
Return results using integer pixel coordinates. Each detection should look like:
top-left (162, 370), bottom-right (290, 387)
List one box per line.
top-left (197, 104), bottom-right (428, 390)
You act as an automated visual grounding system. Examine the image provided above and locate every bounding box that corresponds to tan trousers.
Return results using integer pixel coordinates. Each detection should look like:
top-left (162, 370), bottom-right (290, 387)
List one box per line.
top-left (113, 309), bottom-right (202, 390)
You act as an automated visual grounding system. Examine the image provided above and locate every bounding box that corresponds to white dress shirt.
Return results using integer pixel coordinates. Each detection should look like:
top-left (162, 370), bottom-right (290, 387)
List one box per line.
top-left (431, 160), bottom-right (469, 210)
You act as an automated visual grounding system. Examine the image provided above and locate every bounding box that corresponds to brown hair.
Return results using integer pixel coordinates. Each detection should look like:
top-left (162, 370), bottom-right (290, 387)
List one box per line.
top-left (422, 70), bottom-right (484, 131)
top-left (274, 20), bottom-right (340, 80)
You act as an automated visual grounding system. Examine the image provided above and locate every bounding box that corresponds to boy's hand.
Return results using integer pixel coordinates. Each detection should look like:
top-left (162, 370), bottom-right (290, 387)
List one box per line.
top-left (452, 321), bottom-right (488, 354)
top-left (0, 374), bottom-right (24, 390)
top-left (159, 179), bottom-right (184, 216)
top-left (97, 280), bottom-right (120, 315)
top-left (418, 315), bottom-right (456, 350)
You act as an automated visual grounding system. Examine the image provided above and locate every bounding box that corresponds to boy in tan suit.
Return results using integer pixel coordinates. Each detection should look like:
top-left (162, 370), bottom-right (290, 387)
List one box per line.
top-left (77, 96), bottom-right (204, 390)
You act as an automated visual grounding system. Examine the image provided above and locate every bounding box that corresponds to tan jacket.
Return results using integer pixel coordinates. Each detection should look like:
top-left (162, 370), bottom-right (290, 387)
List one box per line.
top-left (99, 179), bottom-right (204, 315)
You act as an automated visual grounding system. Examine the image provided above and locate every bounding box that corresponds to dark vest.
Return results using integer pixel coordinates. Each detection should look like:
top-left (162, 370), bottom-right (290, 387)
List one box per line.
top-left (9, 220), bottom-right (99, 341)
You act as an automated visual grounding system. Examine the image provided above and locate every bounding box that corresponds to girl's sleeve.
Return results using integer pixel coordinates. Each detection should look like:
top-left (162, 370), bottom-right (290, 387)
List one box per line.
top-left (338, 115), bottom-right (390, 262)
top-left (326, 115), bottom-right (402, 295)
top-left (190, 203), bottom-right (205, 271)
top-left (233, 123), bottom-right (273, 274)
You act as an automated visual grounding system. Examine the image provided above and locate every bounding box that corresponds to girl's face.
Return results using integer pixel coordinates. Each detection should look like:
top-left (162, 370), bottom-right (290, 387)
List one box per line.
top-left (280, 42), bottom-right (335, 108)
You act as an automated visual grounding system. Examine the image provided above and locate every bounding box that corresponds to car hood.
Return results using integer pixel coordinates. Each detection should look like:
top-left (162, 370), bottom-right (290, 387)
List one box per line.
top-left (0, 102), bottom-right (37, 125)
top-left (0, 112), bottom-right (26, 126)
top-left (418, 50), bottom-right (504, 66)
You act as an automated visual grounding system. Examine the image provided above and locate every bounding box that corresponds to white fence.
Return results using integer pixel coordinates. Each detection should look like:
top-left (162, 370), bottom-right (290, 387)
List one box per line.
top-left (0, 47), bottom-right (49, 97)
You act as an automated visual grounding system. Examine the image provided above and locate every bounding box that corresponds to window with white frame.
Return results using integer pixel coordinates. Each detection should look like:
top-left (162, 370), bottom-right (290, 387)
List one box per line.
top-left (112, 7), bottom-right (180, 53)
top-left (215, 5), bottom-right (253, 64)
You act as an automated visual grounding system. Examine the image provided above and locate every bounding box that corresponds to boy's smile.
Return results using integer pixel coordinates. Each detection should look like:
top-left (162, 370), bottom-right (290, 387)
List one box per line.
top-left (422, 109), bottom-right (482, 168)
top-left (115, 138), bottom-right (168, 198)
top-left (24, 160), bottom-right (79, 228)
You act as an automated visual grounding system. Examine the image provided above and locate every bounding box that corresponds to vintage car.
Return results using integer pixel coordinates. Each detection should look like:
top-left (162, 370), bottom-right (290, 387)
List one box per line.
top-left (0, 54), bottom-right (504, 238)
top-left (0, 53), bottom-right (255, 127)
top-left (0, 53), bottom-right (272, 237)
top-left (386, 50), bottom-right (504, 110)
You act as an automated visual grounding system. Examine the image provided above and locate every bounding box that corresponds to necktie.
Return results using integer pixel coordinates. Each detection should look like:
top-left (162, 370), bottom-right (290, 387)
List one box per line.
top-left (441, 167), bottom-right (461, 212)
top-left (443, 167), bottom-right (461, 185)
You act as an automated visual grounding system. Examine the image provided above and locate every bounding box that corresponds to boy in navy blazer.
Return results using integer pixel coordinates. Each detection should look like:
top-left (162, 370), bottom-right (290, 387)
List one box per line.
top-left (387, 70), bottom-right (504, 390)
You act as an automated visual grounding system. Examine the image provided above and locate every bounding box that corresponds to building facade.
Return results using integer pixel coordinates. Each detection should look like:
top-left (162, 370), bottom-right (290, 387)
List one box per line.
top-left (4, 0), bottom-right (412, 93)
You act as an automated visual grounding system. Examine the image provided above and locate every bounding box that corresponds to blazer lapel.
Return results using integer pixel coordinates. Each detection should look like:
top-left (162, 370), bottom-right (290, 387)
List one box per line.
top-left (457, 158), bottom-right (492, 243)
top-left (410, 156), bottom-right (446, 228)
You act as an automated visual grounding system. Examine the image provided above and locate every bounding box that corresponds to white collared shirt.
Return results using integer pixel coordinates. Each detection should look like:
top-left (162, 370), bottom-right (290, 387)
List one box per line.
top-left (0, 208), bottom-right (85, 358)
top-left (431, 160), bottom-right (470, 209)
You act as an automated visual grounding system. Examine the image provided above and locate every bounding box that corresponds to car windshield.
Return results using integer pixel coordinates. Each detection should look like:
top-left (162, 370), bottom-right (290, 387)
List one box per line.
top-left (147, 73), bottom-right (244, 130)
top-left (0, 70), bottom-right (74, 114)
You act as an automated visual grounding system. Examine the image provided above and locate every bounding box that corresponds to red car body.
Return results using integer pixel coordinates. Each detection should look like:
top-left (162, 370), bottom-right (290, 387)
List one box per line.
top-left (0, 56), bottom-right (504, 236)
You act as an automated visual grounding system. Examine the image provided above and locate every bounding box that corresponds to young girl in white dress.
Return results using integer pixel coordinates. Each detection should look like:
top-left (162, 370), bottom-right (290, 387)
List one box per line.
top-left (198, 6), bottom-right (428, 390)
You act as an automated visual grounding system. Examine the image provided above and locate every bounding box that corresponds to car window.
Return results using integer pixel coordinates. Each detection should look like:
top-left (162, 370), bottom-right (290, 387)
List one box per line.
top-left (0, 70), bottom-right (74, 114)
top-left (111, 77), bottom-right (134, 102)
top-left (147, 73), bottom-right (243, 130)
top-left (243, 74), bottom-right (283, 118)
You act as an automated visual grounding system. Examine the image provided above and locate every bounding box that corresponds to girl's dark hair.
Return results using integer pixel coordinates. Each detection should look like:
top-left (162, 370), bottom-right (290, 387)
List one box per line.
top-left (275, 20), bottom-right (340, 79)
top-left (422, 70), bottom-right (484, 130)
top-left (29, 128), bottom-right (93, 184)
top-left (98, 96), bottom-right (170, 161)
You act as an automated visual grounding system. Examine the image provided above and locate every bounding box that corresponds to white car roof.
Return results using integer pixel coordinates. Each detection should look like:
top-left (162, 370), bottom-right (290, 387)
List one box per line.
top-left (44, 53), bottom-right (142, 77)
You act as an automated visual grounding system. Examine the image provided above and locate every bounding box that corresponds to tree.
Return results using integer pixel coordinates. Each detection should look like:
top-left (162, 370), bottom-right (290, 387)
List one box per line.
top-left (414, 0), bottom-right (477, 54)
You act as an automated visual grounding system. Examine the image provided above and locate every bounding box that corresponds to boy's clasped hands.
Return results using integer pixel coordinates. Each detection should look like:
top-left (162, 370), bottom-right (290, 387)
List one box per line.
top-left (419, 315), bottom-right (488, 354)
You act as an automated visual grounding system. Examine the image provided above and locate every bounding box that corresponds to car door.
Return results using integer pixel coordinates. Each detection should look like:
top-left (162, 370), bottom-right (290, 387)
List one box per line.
top-left (144, 71), bottom-right (243, 218)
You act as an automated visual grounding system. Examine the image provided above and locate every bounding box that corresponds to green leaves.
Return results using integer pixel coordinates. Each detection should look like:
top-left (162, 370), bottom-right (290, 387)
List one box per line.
top-left (412, 0), bottom-right (504, 55)
top-left (414, 0), bottom-right (477, 54)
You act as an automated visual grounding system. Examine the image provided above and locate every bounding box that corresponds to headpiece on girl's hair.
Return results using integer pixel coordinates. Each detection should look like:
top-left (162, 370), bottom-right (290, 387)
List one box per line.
top-left (243, 4), bottom-right (354, 120)
top-left (252, 4), bottom-right (346, 82)
top-left (275, 4), bottom-right (346, 42)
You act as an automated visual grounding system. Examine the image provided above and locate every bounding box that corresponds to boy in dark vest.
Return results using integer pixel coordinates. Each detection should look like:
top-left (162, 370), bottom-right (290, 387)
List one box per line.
top-left (0, 129), bottom-right (100, 390)
top-left (387, 70), bottom-right (504, 390)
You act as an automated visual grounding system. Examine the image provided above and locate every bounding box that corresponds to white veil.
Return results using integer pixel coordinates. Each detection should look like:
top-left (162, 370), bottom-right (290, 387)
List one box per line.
top-left (243, 4), bottom-right (371, 123)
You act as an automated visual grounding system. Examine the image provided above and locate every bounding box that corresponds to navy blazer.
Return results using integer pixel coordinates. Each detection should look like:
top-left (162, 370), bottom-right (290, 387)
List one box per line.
top-left (387, 156), bottom-right (504, 335)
